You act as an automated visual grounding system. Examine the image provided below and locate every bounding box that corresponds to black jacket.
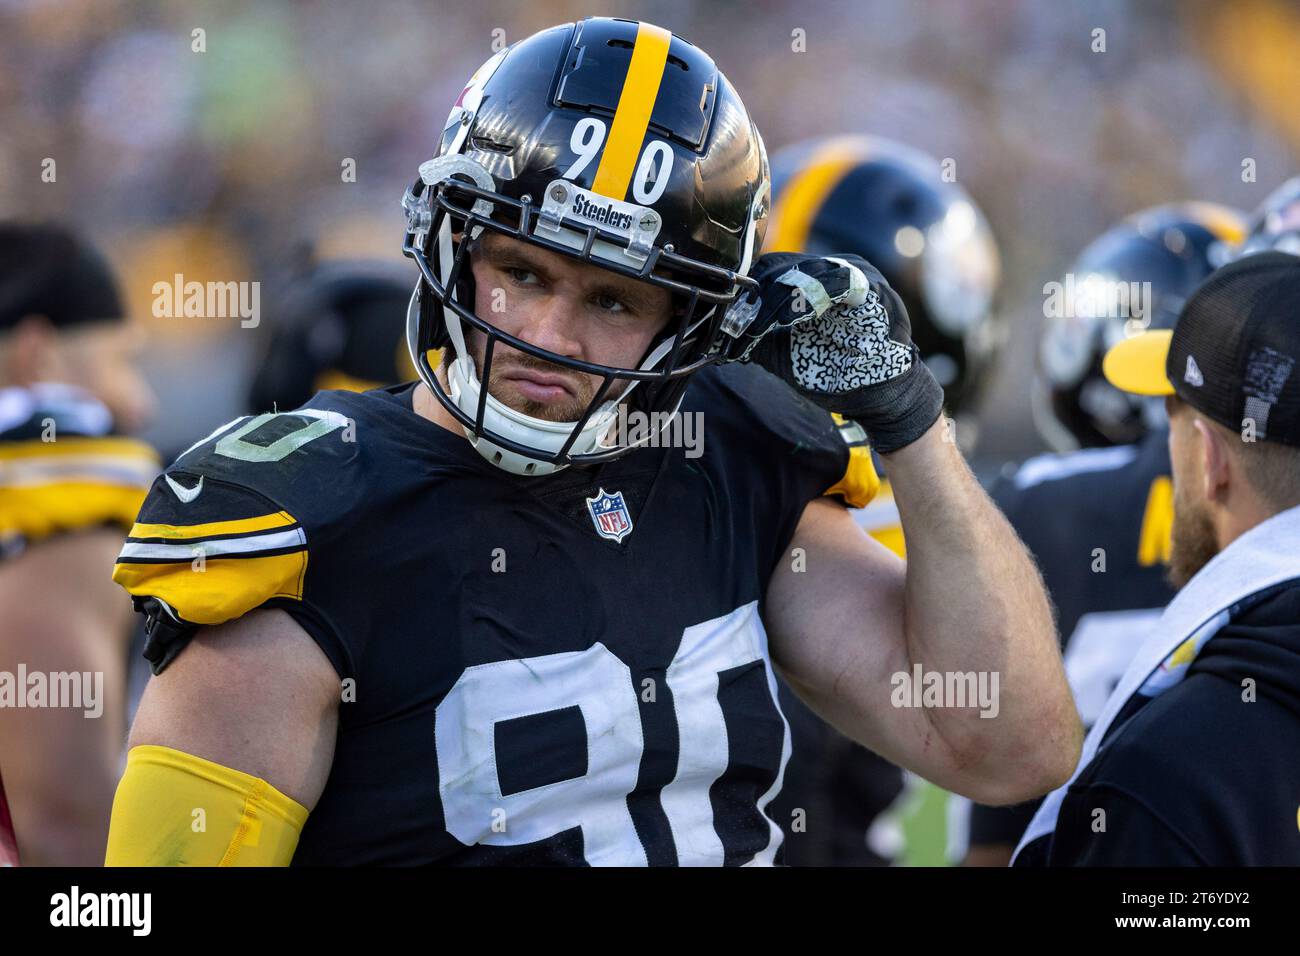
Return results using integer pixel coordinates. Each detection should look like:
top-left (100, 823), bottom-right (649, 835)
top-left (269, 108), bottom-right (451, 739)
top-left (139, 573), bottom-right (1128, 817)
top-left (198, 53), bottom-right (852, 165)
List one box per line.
top-left (1020, 579), bottom-right (1300, 866)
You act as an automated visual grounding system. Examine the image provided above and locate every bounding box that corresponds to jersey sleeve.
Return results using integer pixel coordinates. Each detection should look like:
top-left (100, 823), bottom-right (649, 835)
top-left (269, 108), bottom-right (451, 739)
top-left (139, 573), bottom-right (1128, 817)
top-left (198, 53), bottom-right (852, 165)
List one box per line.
top-left (111, 406), bottom-right (362, 679)
top-left (1, 386), bottom-right (159, 560)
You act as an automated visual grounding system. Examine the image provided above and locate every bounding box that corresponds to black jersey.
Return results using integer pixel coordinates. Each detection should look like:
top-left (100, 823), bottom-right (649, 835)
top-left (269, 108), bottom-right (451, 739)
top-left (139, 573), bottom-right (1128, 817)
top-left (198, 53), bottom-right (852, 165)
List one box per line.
top-left (113, 364), bottom-right (875, 866)
top-left (961, 430), bottom-right (1177, 853)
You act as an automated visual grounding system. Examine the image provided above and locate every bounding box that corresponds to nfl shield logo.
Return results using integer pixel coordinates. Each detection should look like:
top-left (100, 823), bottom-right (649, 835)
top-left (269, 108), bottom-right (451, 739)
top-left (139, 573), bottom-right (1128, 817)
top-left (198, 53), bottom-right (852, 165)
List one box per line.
top-left (586, 488), bottom-right (634, 543)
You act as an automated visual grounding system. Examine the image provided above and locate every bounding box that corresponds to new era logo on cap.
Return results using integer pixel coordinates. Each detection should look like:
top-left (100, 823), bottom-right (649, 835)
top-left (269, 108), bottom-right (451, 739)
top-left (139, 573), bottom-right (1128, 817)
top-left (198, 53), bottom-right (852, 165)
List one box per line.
top-left (1184, 355), bottom-right (1204, 387)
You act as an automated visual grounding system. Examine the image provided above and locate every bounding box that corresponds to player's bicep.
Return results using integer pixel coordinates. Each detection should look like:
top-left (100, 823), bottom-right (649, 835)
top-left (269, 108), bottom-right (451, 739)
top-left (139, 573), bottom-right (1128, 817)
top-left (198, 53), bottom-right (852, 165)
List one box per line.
top-left (126, 608), bottom-right (339, 811)
top-left (766, 497), bottom-right (914, 753)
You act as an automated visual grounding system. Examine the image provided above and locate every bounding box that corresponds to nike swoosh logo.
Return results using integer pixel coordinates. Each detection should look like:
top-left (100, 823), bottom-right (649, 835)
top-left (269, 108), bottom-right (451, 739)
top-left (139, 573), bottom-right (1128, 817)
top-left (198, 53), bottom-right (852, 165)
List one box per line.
top-left (164, 474), bottom-right (204, 503)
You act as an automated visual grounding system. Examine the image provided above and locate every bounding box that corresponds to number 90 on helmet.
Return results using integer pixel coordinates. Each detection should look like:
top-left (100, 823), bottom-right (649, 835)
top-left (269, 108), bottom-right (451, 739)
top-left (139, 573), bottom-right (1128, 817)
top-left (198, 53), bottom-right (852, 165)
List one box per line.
top-left (402, 17), bottom-right (771, 475)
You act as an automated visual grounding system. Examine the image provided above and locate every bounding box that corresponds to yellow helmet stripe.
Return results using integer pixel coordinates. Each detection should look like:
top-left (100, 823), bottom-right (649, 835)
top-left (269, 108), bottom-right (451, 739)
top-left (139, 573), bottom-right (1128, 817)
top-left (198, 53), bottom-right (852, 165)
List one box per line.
top-left (765, 137), bottom-right (872, 253)
top-left (1182, 201), bottom-right (1248, 245)
top-left (590, 22), bottom-right (672, 200)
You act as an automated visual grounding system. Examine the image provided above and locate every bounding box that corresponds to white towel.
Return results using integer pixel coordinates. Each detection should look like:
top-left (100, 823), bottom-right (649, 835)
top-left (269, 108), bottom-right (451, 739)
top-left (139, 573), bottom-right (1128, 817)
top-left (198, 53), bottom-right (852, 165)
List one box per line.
top-left (1012, 502), bottom-right (1300, 863)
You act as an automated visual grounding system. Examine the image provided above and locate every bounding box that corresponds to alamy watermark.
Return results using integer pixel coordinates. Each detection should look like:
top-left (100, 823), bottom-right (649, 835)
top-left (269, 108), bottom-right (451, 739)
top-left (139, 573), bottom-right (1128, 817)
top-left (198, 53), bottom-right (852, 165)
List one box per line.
top-left (152, 273), bottom-right (260, 328)
top-left (890, 664), bottom-right (1000, 718)
top-left (0, 666), bottom-right (103, 718)
top-left (50, 886), bottom-right (151, 935)
top-left (614, 406), bottom-right (704, 458)
top-left (1044, 273), bottom-right (1153, 334)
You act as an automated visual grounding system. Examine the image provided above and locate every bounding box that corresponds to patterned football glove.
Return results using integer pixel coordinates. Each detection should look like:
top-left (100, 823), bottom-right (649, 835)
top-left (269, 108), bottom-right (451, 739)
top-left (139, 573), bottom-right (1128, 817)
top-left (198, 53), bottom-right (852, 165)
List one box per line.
top-left (723, 252), bottom-right (945, 454)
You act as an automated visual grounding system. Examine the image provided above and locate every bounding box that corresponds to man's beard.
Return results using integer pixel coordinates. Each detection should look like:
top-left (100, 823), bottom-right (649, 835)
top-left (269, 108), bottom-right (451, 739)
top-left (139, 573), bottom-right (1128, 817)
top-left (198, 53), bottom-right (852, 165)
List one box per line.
top-left (481, 349), bottom-right (599, 422)
top-left (1168, 489), bottom-right (1220, 589)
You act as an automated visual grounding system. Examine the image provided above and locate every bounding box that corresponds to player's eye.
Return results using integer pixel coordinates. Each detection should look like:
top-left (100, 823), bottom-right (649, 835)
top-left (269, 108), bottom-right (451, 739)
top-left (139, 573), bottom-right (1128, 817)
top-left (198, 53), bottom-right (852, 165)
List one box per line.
top-left (506, 266), bottom-right (540, 286)
top-left (594, 292), bottom-right (628, 314)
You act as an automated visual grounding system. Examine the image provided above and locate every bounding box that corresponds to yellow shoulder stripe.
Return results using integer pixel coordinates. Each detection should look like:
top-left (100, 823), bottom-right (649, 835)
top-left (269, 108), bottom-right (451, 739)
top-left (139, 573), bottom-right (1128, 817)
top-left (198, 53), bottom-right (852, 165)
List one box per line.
top-left (112, 551), bottom-right (308, 626)
top-left (590, 21), bottom-right (672, 200)
top-left (0, 482), bottom-right (150, 546)
top-left (0, 435), bottom-right (158, 463)
top-left (128, 511), bottom-right (297, 541)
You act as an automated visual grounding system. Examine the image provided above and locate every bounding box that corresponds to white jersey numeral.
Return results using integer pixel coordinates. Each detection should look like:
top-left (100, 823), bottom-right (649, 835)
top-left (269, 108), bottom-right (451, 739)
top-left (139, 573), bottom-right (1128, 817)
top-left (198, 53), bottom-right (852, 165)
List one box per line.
top-left (433, 601), bottom-right (788, 865)
top-left (436, 643), bottom-right (648, 865)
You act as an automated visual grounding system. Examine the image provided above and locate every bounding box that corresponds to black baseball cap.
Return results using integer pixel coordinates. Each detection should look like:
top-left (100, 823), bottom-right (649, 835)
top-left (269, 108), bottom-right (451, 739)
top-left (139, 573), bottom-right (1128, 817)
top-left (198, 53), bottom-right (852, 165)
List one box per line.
top-left (1103, 251), bottom-right (1300, 446)
top-left (0, 222), bottom-right (125, 331)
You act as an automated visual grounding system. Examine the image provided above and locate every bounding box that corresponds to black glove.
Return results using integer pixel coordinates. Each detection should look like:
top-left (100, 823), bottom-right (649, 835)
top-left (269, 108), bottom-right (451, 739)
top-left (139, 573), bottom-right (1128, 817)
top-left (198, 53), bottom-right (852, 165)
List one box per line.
top-left (722, 252), bottom-right (944, 454)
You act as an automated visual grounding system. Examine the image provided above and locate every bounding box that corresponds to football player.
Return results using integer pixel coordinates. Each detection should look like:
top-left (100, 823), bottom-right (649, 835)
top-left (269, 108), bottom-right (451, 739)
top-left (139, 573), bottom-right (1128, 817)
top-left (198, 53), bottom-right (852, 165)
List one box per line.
top-left (762, 135), bottom-right (1004, 864)
top-left (959, 201), bottom-right (1247, 866)
top-left (0, 222), bottom-right (159, 865)
top-left (247, 260), bottom-right (421, 414)
top-left (105, 18), bottom-right (1077, 866)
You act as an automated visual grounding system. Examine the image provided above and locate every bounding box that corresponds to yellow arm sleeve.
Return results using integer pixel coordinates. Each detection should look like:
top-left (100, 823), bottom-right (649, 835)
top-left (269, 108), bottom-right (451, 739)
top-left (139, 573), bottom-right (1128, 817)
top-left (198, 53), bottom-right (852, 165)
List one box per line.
top-left (105, 745), bottom-right (308, 867)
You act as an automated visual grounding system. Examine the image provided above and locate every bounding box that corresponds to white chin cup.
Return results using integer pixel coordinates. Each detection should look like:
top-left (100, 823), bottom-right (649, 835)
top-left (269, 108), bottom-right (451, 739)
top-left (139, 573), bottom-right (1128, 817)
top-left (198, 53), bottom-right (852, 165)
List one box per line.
top-left (445, 354), bottom-right (618, 476)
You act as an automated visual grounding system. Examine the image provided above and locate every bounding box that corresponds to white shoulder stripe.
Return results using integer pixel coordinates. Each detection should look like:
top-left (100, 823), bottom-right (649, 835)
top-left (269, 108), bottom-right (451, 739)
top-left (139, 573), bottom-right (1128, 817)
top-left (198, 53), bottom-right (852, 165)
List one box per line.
top-left (118, 527), bottom-right (306, 561)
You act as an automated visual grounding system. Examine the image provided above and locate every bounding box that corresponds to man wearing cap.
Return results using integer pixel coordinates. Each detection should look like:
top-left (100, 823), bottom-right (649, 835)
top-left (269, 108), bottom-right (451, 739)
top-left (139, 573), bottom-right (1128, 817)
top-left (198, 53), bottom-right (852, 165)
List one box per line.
top-left (1014, 252), bottom-right (1300, 865)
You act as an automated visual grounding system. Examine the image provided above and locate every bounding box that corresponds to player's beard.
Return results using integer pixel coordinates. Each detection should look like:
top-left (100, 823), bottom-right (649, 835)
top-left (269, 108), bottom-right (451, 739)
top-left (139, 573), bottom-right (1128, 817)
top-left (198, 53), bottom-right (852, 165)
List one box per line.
top-left (480, 348), bottom-right (600, 423)
top-left (1167, 485), bottom-right (1220, 589)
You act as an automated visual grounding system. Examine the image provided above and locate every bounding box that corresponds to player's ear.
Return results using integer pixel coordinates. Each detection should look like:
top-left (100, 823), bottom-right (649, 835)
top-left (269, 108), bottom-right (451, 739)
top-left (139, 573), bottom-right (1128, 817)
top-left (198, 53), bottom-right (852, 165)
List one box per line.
top-left (1192, 415), bottom-right (1231, 503)
top-left (4, 314), bottom-right (60, 385)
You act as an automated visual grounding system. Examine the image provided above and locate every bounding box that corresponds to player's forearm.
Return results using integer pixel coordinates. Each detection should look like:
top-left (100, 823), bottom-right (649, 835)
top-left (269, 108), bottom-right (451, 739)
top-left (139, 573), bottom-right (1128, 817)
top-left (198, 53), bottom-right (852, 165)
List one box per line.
top-left (883, 419), bottom-right (1080, 804)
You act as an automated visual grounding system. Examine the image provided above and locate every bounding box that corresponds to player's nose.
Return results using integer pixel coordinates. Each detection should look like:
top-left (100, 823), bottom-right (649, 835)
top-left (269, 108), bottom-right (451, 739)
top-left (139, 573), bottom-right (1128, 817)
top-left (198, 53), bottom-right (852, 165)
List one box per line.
top-left (514, 288), bottom-right (585, 362)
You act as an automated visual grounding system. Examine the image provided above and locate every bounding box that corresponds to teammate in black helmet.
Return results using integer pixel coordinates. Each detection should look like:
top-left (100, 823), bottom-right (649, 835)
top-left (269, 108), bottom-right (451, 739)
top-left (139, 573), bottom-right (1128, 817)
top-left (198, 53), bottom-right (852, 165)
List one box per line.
top-left (1036, 202), bottom-right (1244, 452)
top-left (768, 135), bottom-right (1004, 419)
top-left (959, 202), bottom-right (1246, 866)
top-left (105, 18), bottom-right (1076, 866)
top-left (763, 135), bottom-right (1005, 864)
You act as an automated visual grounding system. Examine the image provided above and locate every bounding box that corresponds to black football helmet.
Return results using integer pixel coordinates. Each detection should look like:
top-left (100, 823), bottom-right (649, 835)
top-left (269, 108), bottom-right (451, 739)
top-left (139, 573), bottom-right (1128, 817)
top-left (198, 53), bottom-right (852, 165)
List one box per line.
top-left (1236, 176), bottom-right (1300, 259)
top-left (766, 136), bottom-right (1003, 415)
top-left (248, 260), bottom-right (417, 414)
top-left (402, 17), bottom-right (770, 475)
top-left (1036, 202), bottom-right (1246, 449)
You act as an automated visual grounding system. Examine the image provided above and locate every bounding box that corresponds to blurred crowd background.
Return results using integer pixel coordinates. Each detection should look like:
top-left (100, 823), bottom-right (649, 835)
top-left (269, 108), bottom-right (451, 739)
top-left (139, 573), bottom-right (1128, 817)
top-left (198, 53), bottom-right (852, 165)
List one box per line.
top-left (2, 0), bottom-right (1299, 464)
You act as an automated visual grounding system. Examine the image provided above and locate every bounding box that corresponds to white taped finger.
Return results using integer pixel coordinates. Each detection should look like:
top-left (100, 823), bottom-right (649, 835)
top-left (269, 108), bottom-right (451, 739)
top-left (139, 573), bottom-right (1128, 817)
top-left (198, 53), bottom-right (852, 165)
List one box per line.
top-left (824, 257), bottom-right (868, 307)
top-left (774, 267), bottom-right (833, 318)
